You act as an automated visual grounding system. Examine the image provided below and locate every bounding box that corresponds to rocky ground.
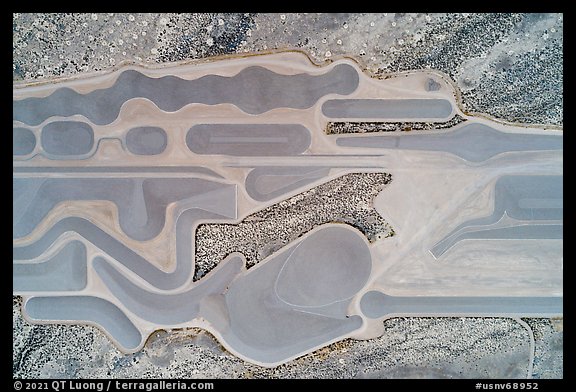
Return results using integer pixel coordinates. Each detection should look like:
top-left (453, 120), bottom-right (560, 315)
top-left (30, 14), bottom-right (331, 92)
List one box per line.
top-left (11, 201), bottom-right (564, 380)
top-left (14, 297), bottom-right (562, 379)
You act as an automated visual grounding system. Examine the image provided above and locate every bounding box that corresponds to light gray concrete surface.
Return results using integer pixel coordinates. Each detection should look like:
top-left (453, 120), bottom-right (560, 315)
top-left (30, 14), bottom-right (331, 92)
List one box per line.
top-left (13, 166), bottom-right (223, 176)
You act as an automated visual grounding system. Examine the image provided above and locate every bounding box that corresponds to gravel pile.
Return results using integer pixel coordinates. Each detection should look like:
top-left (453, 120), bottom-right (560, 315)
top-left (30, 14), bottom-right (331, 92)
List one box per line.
top-left (194, 172), bottom-right (393, 280)
top-left (326, 114), bottom-right (467, 134)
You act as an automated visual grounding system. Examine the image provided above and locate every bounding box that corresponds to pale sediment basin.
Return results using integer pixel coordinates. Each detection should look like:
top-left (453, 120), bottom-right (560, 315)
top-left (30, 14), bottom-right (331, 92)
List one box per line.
top-left (360, 291), bottom-right (563, 319)
top-left (187, 124), bottom-right (311, 156)
top-left (41, 121), bottom-right (94, 157)
top-left (125, 126), bottom-right (168, 156)
top-left (431, 175), bottom-right (563, 258)
top-left (13, 241), bottom-right (87, 292)
top-left (13, 177), bottom-right (235, 241)
top-left (13, 191), bottom-right (236, 291)
top-left (244, 166), bottom-right (331, 201)
top-left (12, 52), bottom-right (562, 368)
top-left (322, 98), bottom-right (453, 119)
top-left (13, 63), bottom-right (359, 126)
top-left (25, 296), bottom-right (143, 351)
top-left (336, 123), bottom-right (563, 162)
top-left (218, 225), bottom-right (371, 365)
top-left (13, 127), bottom-right (36, 156)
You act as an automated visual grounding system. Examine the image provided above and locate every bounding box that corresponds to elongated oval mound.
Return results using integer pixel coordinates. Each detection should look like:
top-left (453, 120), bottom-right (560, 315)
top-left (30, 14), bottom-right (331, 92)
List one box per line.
top-left (13, 127), bottom-right (36, 156)
top-left (41, 121), bottom-right (94, 156)
top-left (275, 225), bottom-right (372, 307)
top-left (125, 126), bottom-right (167, 155)
top-left (322, 98), bottom-right (454, 119)
top-left (186, 124), bottom-right (311, 156)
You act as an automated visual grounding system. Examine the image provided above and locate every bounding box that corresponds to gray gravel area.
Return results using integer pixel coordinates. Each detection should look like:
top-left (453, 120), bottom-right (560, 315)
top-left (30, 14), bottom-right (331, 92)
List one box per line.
top-left (523, 318), bottom-right (563, 379)
top-left (326, 114), bottom-right (467, 134)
